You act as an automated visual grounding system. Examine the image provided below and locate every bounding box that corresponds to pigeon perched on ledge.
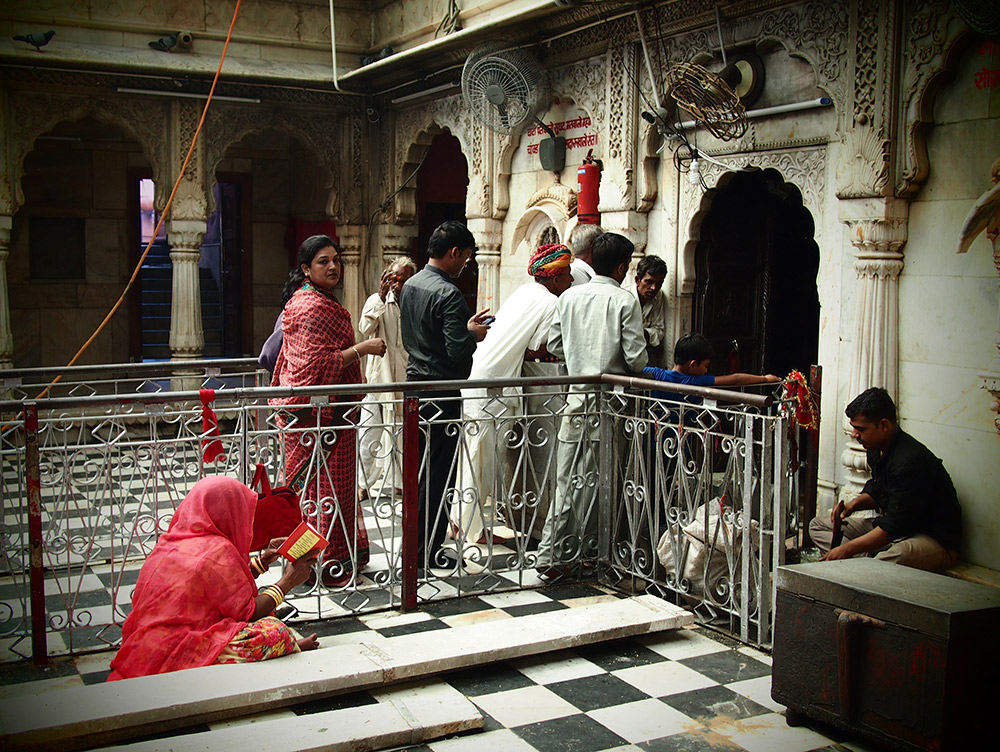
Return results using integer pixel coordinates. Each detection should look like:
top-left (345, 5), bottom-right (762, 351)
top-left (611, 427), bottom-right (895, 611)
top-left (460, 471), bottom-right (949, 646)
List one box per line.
top-left (149, 33), bottom-right (178, 52)
top-left (13, 30), bottom-right (55, 52)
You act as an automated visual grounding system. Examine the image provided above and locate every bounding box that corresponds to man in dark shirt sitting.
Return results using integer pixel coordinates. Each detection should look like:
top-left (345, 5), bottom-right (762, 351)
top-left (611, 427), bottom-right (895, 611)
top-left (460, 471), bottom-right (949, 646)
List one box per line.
top-left (810, 387), bottom-right (962, 572)
top-left (399, 221), bottom-right (491, 573)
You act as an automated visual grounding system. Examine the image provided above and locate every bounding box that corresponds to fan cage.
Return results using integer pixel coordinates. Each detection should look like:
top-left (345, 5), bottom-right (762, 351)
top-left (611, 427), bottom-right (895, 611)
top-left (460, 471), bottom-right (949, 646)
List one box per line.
top-left (665, 62), bottom-right (749, 142)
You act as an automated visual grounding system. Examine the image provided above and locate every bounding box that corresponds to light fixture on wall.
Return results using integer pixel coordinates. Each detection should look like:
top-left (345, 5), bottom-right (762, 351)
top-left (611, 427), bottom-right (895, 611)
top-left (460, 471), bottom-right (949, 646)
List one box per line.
top-left (114, 87), bottom-right (260, 104)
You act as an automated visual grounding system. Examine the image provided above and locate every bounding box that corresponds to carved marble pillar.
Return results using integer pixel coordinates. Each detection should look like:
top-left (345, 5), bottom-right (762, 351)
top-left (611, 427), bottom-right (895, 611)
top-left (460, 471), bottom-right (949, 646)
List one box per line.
top-left (838, 197), bottom-right (909, 498)
top-left (0, 215), bottom-right (12, 369)
top-left (466, 217), bottom-right (503, 313)
top-left (599, 210), bottom-right (648, 273)
top-left (337, 224), bottom-right (365, 327)
top-left (373, 223), bottom-right (418, 272)
top-left (167, 220), bottom-right (206, 365)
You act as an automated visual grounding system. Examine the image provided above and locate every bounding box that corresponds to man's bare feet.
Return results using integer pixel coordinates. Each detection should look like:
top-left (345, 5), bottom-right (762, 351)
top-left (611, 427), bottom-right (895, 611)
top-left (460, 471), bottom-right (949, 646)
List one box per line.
top-left (297, 632), bottom-right (320, 651)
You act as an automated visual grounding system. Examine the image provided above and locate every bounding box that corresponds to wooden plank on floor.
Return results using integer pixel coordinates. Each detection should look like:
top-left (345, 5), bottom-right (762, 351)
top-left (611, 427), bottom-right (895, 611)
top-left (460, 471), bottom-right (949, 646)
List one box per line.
top-left (98, 679), bottom-right (482, 752)
top-left (0, 594), bottom-right (692, 751)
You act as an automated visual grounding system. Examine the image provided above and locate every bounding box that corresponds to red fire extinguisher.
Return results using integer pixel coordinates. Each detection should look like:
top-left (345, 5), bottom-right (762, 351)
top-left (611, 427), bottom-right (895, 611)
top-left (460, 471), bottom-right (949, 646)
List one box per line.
top-left (577, 149), bottom-right (602, 225)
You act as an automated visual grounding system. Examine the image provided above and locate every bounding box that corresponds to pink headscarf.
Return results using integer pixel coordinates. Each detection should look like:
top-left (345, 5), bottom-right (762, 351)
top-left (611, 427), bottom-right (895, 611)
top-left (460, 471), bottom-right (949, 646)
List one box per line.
top-left (108, 477), bottom-right (258, 681)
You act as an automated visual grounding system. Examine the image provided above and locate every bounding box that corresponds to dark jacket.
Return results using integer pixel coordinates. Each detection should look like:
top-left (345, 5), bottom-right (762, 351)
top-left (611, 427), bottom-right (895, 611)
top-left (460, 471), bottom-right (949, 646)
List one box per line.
top-left (864, 429), bottom-right (962, 551)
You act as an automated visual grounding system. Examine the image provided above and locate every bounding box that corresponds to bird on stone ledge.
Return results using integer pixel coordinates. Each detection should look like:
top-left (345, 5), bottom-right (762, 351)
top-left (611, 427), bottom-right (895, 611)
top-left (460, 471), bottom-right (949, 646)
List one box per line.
top-left (149, 33), bottom-right (178, 52)
top-left (12, 30), bottom-right (55, 52)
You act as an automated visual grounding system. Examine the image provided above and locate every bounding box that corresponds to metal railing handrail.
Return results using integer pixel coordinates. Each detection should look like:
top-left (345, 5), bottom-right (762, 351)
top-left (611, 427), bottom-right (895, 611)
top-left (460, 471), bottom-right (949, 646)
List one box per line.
top-left (601, 373), bottom-right (775, 407)
top-left (0, 357), bottom-right (260, 383)
top-left (1, 372), bottom-right (779, 412)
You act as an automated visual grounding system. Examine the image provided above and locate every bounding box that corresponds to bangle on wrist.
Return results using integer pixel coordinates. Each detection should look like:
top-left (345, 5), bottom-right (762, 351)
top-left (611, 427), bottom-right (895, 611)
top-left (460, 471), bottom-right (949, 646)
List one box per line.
top-left (351, 345), bottom-right (359, 359)
top-left (251, 556), bottom-right (266, 576)
top-left (262, 584), bottom-right (284, 609)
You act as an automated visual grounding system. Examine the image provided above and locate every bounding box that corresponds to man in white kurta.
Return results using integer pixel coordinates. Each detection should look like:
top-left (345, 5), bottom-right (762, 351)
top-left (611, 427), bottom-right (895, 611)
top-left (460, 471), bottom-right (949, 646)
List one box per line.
top-left (535, 232), bottom-right (648, 576)
top-left (625, 253), bottom-right (669, 368)
top-left (357, 257), bottom-right (416, 495)
top-left (452, 245), bottom-right (573, 544)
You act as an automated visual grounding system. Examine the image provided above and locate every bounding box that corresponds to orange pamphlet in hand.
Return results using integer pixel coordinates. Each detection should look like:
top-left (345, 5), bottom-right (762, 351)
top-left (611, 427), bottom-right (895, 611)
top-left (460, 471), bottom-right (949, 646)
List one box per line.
top-left (276, 521), bottom-right (328, 562)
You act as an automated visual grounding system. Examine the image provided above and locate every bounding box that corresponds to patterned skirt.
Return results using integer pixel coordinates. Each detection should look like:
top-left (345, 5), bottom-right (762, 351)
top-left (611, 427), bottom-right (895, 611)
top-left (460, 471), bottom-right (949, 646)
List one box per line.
top-left (215, 616), bottom-right (300, 664)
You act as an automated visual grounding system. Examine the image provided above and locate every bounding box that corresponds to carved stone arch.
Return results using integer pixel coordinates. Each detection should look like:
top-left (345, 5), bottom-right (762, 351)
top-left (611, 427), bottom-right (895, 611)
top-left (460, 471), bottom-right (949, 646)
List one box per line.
top-left (205, 106), bottom-right (339, 218)
top-left (897, 21), bottom-right (975, 198)
top-left (511, 177), bottom-right (578, 258)
top-left (680, 155), bottom-right (824, 297)
top-left (394, 121), bottom-right (446, 224)
top-left (685, 166), bottom-right (820, 375)
top-left (494, 132), bottom-right (518, 220)
top-left (638, 118), bottom-right (663, 213)
top-left (8, 92), bottom-right (167, 212)
top-left (394, 95), bottom-right (479, 224)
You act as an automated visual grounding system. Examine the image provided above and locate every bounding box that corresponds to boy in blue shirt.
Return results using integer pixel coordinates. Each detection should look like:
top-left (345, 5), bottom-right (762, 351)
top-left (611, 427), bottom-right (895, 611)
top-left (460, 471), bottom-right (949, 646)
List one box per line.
top-left (644, 333), bottom-right (781, 403)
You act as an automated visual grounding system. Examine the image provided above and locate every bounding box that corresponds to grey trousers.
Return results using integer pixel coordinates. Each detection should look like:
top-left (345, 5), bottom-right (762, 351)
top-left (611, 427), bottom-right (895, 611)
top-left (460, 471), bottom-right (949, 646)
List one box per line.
top-left (535, 431), bottom-right (599, 567)
top-left (809, 514), bottom-right (958, 572)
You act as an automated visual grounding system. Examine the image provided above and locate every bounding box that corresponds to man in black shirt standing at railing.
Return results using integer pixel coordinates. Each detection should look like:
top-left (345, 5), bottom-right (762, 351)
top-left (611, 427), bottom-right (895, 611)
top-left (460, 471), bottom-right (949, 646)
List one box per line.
top-left (810, 387), bottom-right (963, 572)
top-left (399, 221), bottom-right (491, 573)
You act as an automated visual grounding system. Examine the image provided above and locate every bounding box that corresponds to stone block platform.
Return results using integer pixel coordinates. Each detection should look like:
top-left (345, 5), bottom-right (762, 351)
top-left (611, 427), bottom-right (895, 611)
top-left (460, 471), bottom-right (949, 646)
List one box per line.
top-left (1, 594), bottom-right (691, 751)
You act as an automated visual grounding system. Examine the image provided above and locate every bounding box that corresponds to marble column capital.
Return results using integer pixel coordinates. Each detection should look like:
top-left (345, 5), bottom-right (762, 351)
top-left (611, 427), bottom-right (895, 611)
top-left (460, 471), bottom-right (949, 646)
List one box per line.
top-left (167, 220), bottom-right (206, 250)
top-left (839, 197), bottom-right (909, 257)
top-left (373, 224), bottom-right (418, 256)
top-left (466, 217), bottom-right (503, 253)
top-left (597, 210), bottom-right (648, 256)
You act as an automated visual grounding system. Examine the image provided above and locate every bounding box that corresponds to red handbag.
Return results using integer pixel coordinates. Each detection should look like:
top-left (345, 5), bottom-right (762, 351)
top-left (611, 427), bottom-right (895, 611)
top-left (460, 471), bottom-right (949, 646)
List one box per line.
top-left (249, 463), bottom-right (303, 552)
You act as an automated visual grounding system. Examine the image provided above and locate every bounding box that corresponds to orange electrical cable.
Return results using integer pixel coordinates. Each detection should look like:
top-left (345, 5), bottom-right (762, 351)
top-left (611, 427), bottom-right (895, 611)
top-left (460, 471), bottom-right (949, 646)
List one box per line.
top-left (32, 0), bottom-right (244, 400)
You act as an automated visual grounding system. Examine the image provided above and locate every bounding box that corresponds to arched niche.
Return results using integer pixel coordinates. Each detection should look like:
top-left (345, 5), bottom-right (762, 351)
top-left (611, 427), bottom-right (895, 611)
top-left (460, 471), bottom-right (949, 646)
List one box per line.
top-left (687, 167), bottom-right (819, 377)
top-left (206, 106), bottom-right (338, 219)
top-left (9, 94), bottom-right (166, 213)
top-left (511, 175), bottom-right (578, 258)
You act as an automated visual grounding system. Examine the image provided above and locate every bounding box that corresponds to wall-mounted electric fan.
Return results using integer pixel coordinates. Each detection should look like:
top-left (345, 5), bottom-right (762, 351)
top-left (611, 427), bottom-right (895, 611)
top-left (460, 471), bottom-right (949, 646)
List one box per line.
top-left (462, 44), bottom-right (565, 171)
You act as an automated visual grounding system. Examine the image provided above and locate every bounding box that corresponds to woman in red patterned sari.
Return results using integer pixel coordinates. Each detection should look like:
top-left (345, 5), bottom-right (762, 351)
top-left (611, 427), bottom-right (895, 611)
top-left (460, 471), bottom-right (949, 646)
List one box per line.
top-left (269, 236), bottom-right (386, 587)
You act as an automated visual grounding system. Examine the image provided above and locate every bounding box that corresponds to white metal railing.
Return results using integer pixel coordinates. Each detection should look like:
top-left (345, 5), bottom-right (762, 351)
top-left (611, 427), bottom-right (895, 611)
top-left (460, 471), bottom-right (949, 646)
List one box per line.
top-left (0, 372), bottom-right (796, 661)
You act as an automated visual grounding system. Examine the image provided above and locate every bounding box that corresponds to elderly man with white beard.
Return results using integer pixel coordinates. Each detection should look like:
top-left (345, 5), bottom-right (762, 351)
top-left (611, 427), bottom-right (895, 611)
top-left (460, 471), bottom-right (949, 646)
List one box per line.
top-left (357, 256), bottom-right (417, 498)
top-left (451, 244), bottom-right (573, 546)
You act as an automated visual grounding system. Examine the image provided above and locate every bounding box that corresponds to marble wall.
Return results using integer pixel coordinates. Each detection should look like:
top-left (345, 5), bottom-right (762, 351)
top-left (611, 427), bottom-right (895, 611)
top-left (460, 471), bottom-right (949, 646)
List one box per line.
top-left (896, 40), bottom-right (1000, 569)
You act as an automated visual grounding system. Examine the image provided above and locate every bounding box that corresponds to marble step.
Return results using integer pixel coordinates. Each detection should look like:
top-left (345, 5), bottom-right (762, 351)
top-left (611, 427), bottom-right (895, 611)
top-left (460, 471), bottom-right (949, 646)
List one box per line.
top-left (99, 679), bottom-right (483, 752)
top-left (0, 594), bottom-right (692, 751)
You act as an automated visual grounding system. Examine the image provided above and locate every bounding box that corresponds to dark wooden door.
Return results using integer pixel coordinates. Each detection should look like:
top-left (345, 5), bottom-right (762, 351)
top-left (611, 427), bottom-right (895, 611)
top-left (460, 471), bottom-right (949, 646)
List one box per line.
top-left (693, 168), bottom-right (819, 378)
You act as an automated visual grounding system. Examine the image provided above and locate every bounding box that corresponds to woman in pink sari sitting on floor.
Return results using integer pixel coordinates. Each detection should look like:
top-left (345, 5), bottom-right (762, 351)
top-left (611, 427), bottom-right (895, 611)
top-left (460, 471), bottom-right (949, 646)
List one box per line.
top-left (108, 477), bottom-right (318, 680)
top-left (269, 235), bottom-right (386, 587)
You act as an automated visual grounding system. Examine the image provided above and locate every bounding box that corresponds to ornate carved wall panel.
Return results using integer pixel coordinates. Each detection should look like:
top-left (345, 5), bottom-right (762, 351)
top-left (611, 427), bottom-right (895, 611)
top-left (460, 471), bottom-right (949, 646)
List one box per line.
top-left (678, 146), bottom-right (828, 295)
top-left (204, 104), bottom-right (354, 221)
top-left (6, 91), bottom-right (167, 213)
top-left (601, 43), bottom-right (638, 213)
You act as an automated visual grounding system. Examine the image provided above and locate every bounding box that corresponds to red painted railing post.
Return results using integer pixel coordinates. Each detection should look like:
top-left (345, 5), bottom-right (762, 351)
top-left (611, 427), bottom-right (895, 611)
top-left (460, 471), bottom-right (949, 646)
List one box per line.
top-left (24, 402), bottom-right (47, 665)
top-left (401, 395), bottom-right (419, 611)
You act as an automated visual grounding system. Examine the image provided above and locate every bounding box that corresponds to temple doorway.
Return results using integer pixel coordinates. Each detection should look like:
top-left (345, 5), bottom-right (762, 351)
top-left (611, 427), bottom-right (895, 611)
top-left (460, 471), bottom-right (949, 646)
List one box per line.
top-left (693, 168), bottom-right (819, 377)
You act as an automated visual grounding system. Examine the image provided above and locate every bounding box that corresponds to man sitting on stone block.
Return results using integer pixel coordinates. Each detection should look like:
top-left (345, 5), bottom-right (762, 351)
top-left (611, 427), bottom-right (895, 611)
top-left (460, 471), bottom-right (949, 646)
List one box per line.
top-left (810, 387), bottom-right (962, 572)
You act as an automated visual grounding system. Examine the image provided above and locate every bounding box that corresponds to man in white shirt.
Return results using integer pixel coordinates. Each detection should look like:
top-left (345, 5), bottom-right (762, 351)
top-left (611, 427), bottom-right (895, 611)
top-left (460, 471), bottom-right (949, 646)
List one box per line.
top-left (626, 254), bottom-right (669, 368)
top-left (536, 232), bottom-right (648, 579)
top-left (452, 244), bottom-right (573, 544)
top-left (567, 223), bottom-right (603, 286)
top-left (357, 256), bottom-right (417, 496)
